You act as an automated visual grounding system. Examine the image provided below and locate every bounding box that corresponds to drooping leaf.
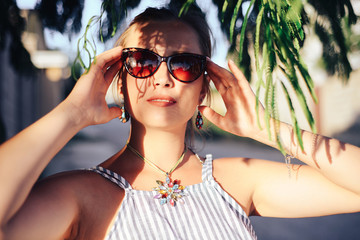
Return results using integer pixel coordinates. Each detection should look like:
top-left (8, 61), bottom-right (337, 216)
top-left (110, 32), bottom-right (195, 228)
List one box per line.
top-left (238, 0), bottom-right (255, 62)
top-left (281, 82), bottom-right (304, 150)
top-left (229, 0), bottom-right (243, 44)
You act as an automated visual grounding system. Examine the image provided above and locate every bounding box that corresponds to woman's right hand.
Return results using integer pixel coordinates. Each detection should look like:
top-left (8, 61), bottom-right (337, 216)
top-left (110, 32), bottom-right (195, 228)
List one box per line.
top-left (62, 46), bottom-right (123, 128)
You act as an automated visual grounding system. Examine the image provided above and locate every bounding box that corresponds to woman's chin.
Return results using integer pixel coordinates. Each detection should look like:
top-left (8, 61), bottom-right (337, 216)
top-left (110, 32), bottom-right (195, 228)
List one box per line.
top-left (140, 119), bottom-right (188, 132)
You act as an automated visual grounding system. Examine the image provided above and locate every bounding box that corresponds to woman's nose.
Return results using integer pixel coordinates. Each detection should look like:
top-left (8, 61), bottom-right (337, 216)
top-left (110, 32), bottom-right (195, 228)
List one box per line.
top-left (153, 62), bottom-right (174, 87)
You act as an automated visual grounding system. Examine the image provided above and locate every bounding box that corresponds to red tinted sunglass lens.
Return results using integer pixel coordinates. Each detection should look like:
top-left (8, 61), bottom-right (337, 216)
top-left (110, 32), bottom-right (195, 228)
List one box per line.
top-left (170, 55), bottom-right (203, 82)
top-left (126, 51), bottom-right (159, 78)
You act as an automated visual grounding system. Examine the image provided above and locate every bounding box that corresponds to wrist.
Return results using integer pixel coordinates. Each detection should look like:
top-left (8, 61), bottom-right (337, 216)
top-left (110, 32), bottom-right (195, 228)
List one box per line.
top-left (57, 99), bottom-right (90, 131)
top-left (250, 118), bottom-right (281, 149)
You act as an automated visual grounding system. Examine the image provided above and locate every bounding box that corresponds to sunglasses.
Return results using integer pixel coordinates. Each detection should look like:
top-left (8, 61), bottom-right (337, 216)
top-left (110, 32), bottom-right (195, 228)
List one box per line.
top-left (121, 48), bottom-right (207, 83)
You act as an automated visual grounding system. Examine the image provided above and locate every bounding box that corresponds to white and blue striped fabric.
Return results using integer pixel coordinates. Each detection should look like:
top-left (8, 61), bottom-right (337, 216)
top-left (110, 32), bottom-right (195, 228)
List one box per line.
top-left (90, 154), bottom-right (257, 239)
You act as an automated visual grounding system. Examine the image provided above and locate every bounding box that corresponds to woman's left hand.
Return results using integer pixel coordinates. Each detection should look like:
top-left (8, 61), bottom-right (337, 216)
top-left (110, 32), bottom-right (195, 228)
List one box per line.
top-left (199, 59), bottom-right (264, 139)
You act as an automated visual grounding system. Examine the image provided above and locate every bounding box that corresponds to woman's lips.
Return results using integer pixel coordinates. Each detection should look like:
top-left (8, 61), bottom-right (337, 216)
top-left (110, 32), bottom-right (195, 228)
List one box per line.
top-left (147, 96), bottom-right (177, 107)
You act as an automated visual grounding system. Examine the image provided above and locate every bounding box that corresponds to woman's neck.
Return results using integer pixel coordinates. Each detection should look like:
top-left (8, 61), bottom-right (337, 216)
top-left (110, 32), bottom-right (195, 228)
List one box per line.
top-left (127, 121), bottom-right (188, 171)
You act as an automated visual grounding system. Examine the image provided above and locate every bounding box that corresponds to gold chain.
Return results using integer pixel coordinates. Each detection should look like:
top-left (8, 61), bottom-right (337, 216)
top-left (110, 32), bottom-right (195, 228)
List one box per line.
top-left (126, 144), bottom-right (187, 176)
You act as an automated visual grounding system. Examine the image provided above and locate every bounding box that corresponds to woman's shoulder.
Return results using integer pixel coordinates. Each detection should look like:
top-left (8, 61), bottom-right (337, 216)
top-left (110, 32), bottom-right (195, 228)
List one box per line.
top-left (32, 169), bottom-right (126, 218)
top-left (211, 157), bottom-right (266, 215)
top-left (38, 169), bottom-right (125, 200)
top-left (212, 156), bottom-right (258, 172)
top-left (5, 170), bottom-right (119, 240)
top-left (34, 169), bottom-right (125, 238)
top-left (213, 156), bottom-right (276, 173)
top-left (212, 156), bottom-right (281, 188)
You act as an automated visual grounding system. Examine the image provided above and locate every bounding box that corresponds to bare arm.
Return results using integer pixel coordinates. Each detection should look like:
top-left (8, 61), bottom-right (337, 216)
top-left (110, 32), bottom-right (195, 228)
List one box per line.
top-left (250, 122), bottom-right (360, 217)
top-left (0, 46), bottom-right (123, 236)
top-left (203, 59), bottom-right (360, 218)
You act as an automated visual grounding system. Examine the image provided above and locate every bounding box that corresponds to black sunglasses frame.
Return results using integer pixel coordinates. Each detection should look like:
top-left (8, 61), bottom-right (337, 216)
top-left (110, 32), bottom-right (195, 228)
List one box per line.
top-left (121, 48), bottom-right (207, 83)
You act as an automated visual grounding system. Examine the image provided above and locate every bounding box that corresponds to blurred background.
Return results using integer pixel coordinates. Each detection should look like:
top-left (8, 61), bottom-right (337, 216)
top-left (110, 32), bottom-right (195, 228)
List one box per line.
top-left (1, 0), bottom-right (360, 239)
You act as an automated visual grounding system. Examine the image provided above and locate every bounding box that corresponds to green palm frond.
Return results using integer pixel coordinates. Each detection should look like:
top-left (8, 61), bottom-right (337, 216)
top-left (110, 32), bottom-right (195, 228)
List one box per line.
top-left (179, 0), bottom-right (195, 16)
top-left (72, 15), bottom-right (99, 78)
top-left (71, 0), bottom-right (138, 78)
top-left (238, 0), bottom-right (255, 62)
top-left (221, 0), bottom-right (319, 152)
top-left (229, 0), bottom-right (243, 44)
top-left (72, 5), bottom-right (107, 78)
top-left (281, 81), bottom-right (304, 150)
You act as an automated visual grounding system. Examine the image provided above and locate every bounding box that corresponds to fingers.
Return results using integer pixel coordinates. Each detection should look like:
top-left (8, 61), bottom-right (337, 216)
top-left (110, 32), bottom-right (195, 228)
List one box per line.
top-left (96, 46), bottom-right (123, 70)
top-left (207, 59), bottom-right (255, 103)
top-left (79, 47), bottom-right (124, 91)
top-left (103, 59), bottom-right (122, 84)
top-left (198, 105), bottom-right (224, 128)
top-left (89, 46), bottom-right (124, 81)
top-left (108, 106), bottom-right (122, 119)
top-left (206, 58), bottom-right (236, 94)
top-left (206, 58), bottom-right (250, 90)
top-left (227, 60), bottom-right (251, 90)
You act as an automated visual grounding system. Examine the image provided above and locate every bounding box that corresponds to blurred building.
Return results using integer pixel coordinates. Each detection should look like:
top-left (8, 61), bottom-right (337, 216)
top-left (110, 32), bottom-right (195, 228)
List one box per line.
top-left (0, 9), bottom-right (69, 142)
top-left (0, 35), bottom-right (37, 141)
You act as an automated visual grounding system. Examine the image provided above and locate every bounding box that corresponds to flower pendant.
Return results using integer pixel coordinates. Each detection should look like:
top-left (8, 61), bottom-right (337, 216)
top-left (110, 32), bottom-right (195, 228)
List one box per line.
top-left (153, 174), bottom-right (186, 207)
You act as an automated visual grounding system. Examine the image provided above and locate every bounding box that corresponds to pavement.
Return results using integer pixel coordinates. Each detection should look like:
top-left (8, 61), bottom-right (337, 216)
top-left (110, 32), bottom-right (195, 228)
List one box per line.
top-left (43, 119), bottom-right (360, 240)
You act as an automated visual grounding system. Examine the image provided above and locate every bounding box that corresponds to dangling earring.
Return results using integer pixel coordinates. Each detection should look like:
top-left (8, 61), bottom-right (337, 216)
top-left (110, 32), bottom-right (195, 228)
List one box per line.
top-left (120, 105), bottom-right (130, 123)
top-left (195, 111), bottom-right (203, 129)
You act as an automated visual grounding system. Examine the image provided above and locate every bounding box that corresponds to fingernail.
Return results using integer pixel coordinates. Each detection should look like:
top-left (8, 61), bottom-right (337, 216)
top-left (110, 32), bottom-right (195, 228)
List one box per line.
top-left (229, 59), bottom-right (235, 65)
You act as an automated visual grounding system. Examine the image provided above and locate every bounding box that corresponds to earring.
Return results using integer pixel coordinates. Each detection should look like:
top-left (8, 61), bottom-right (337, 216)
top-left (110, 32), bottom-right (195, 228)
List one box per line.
top-left (195, 111), bottom-right (203, 129)
top-left (120, 106), bottom-right (130, 123)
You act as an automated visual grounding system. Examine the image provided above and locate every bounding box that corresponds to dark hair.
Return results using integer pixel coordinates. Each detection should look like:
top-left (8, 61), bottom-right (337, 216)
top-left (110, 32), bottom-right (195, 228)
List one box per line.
top-left (116, 4), bottom-right (212, 57)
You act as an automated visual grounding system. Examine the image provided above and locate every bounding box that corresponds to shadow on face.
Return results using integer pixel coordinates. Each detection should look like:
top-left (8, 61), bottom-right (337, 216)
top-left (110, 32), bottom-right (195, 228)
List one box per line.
top-left (119, 20), bottom-right (206, 111)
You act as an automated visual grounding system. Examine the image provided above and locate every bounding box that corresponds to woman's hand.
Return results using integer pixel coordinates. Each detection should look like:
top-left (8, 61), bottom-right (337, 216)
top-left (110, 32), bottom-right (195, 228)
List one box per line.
top-left (199, 59), bottom-right (264, 139)
top-left (63, 46), bottom-right (123, 128)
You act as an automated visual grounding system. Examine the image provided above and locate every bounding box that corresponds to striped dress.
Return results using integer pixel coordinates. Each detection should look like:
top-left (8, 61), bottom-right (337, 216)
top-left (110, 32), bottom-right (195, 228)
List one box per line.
top-left (90, 154), bottom-right (257, 239)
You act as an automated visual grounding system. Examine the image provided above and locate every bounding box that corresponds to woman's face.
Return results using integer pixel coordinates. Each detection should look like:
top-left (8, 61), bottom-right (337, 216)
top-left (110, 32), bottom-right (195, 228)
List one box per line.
top-left (121, 20), bottom-right (206, 131)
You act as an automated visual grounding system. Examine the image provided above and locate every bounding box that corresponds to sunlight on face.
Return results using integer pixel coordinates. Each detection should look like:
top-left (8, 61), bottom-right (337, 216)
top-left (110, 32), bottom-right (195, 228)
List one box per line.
top-left (121, 20), bottom-right (205, 130)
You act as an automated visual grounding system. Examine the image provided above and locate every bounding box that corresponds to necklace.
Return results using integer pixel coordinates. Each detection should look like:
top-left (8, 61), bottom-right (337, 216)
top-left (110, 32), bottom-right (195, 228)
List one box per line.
top-left (126, 143), bottom-right (188, 207)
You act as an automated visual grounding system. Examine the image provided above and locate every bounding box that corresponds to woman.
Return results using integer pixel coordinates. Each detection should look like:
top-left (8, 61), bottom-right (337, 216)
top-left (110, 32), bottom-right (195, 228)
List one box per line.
top-left (1, 5), bottom-right (360, 240)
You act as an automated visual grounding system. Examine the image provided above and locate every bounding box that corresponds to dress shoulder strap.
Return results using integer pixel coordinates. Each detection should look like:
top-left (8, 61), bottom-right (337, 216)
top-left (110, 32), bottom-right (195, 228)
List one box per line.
top-left (201, 154), bottom-right (214, 182)
top-left (89, 166), bottom-right (132, 190)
